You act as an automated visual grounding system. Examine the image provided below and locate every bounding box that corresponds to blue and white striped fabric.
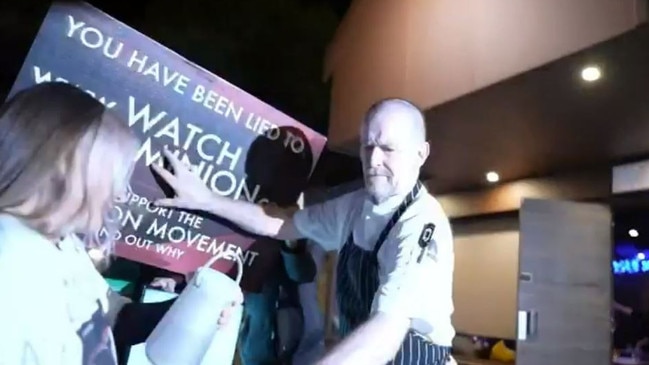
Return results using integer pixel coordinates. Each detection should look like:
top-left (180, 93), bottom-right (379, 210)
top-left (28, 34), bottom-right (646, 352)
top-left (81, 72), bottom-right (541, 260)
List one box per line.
top-left (335, 182), bottom-right (451, 364)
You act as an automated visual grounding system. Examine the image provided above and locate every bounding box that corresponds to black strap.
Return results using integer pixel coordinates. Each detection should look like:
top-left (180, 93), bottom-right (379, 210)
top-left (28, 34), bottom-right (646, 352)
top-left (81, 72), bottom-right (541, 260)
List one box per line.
top-left (371, 181), bottom-right (423, 257)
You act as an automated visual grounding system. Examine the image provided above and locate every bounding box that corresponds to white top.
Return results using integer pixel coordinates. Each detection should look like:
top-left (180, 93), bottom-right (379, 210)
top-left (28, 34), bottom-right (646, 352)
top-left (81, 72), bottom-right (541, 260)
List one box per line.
top-left (294, 186), bottom-right (455, 346)
top-left (0, 214), bottom-right (122, 365)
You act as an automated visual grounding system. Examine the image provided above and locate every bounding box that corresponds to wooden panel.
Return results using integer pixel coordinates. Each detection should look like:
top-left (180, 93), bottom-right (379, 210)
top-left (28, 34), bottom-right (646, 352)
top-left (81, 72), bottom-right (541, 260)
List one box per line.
top-left (325, 0), bottom-right (645, 153)
top-left (517, 199), bottom-right (611, 365)
top-left (435, 169), bottom-right (610, 219)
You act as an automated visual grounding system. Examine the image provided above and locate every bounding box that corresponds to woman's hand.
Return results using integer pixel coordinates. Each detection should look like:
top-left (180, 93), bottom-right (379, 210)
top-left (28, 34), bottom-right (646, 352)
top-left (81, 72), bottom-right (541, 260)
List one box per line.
top-left (150, 277), bottom-right (178, 293)
top-left (151, 146), bottom-right (214, 210)
top-left (218, 290), bottom-right (244, 326)
top-left (151, 270), bottom-right (243, 327)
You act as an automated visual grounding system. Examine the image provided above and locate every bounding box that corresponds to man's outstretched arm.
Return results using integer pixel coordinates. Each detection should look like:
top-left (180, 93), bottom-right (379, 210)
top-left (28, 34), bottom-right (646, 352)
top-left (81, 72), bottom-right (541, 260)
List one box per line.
top-left (152, 147), bottom-right (352, 252)
top-left (152, 147), bottom-right (302, 240)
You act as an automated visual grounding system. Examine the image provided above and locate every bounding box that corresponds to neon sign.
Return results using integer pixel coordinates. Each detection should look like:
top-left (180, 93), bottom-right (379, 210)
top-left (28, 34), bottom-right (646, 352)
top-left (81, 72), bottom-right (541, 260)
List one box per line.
top-left (613, 258), bottom-right (649, 275)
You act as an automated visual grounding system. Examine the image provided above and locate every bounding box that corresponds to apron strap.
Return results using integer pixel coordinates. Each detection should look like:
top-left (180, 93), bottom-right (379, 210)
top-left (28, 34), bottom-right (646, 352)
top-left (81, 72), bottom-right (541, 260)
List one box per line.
top-left (371, 181), bottom-right (423, 257)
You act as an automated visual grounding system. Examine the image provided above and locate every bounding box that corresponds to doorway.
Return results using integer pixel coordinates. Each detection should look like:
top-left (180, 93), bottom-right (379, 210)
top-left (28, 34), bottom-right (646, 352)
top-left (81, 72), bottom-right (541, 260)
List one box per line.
top-left (516, 198), bottom-right (612, 365)
top-left (609, 191), bottom-right (649, 364)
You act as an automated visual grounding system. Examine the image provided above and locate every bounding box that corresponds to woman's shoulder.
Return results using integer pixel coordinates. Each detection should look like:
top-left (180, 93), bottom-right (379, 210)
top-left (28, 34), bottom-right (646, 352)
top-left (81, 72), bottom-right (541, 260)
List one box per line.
top-left (0, 215), bottom-right (61, 292)
top-left (0, 213), bottom-right (52, 246)
top-left (0, 213), bottom-right (33, 239)
top-left (0, 215), bottom-right (108, 299)
top-left (0, 214), bottom-right (52, 268)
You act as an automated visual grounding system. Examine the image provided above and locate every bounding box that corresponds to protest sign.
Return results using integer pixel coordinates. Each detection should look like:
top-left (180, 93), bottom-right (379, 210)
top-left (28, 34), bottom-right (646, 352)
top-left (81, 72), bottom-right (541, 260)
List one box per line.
top-left (8, 1), bottom-right (327, 291)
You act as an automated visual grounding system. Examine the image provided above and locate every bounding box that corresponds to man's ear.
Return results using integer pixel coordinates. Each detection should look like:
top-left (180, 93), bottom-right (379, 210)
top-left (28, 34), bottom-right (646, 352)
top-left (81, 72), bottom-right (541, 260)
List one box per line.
top-left (418, 141), bottom-right (430, 164)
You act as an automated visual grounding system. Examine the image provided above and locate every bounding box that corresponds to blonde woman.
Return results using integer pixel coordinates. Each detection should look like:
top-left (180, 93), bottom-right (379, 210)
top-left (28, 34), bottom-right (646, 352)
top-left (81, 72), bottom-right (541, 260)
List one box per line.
top-left (0, 82), bottom-right (236, 365)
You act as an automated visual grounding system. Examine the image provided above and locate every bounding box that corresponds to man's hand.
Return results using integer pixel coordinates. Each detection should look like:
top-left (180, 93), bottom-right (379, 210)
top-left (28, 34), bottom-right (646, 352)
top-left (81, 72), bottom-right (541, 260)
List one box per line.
top-left (151, 147), bottom-right (301, 240)
top-left (152, 146), bottom-right (214, 210)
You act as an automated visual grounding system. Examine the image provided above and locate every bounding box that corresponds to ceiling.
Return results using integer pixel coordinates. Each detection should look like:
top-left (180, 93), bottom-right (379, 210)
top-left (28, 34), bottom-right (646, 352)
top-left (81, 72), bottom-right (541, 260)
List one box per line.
top-left (423, 24), bottom-right (649, 194)
top-left (2, 1), bottom-right (648, 193)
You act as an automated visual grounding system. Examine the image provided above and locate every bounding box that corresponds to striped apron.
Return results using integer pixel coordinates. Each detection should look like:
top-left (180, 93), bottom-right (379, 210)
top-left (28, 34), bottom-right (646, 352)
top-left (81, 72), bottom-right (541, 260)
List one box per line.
top-left (335, 182), bottom-right (450, 365)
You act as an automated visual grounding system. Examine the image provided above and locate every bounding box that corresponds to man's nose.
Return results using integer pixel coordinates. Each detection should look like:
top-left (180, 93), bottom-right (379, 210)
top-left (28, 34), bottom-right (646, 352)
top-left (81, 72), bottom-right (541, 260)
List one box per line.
top-left (368, 146), bottom-right (383, 167)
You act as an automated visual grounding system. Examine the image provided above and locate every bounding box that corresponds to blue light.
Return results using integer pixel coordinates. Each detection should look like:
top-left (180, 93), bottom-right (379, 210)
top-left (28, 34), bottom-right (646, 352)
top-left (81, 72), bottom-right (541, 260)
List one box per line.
top-left (639, 253), bottom-right (646, 260)
top-left (613, 258), bottom-right (649, 275)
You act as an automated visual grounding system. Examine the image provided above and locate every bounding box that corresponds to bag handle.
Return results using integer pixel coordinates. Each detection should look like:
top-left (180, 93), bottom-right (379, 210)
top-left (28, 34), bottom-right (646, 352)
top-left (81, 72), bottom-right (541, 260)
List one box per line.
top-left (196, 252), bottom-right (244, 286)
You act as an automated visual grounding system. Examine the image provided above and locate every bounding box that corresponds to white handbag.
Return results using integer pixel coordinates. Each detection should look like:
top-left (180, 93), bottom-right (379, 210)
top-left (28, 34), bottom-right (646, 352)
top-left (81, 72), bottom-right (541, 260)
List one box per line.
top-left (145, 252), bottom-right (244, 365)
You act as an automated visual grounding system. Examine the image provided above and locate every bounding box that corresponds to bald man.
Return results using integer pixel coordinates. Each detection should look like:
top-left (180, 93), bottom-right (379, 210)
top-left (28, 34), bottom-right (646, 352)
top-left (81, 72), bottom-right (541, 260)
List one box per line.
top-left (153, 98), bottom-right (455, 365)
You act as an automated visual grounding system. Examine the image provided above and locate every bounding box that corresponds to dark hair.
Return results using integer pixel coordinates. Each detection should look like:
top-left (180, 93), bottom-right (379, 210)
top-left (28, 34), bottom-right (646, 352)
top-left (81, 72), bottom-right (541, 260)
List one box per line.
top-left (244, 125), bottom-right (314, 206)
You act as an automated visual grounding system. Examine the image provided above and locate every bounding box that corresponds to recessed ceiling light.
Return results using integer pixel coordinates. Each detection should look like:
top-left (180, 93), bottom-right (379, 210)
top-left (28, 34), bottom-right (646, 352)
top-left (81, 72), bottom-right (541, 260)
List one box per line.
top-left (485, 171), bottom-right (500, 183)
top-left (581, 66), bottom-right (601, 82)
top-left (629, 229), bottom-right (639, 238)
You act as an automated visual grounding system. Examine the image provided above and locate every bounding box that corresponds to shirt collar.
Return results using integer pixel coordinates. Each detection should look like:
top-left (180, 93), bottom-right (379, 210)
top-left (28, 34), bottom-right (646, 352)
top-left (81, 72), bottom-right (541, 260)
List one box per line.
top-left (361, 185), bottom-right (427, 216)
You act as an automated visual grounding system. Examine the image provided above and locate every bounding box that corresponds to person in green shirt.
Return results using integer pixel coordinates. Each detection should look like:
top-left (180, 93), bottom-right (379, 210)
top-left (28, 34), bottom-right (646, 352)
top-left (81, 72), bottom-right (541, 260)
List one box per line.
top-left (238, 238), bottom-right (316, 365)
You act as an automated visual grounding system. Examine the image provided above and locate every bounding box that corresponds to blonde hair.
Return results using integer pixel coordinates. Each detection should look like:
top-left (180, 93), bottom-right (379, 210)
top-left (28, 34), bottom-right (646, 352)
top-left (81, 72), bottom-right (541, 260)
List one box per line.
top-left (0, 82), bottom-right (140, 257)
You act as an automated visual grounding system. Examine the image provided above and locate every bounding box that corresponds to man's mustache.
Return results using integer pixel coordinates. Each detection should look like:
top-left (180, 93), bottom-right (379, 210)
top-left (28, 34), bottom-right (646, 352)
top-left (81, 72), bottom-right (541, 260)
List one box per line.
top-left (365, 170), bottom-right (390, 177)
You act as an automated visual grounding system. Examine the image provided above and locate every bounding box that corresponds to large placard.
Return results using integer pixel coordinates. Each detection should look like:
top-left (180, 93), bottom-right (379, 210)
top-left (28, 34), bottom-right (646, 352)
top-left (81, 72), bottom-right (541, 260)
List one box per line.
top-left (8, 2), bottom-right (327, 291)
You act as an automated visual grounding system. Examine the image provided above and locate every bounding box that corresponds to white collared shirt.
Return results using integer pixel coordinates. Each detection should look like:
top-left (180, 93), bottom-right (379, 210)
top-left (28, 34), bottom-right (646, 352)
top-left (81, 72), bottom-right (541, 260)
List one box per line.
top-left (294, 186), bottom-right (455, 346)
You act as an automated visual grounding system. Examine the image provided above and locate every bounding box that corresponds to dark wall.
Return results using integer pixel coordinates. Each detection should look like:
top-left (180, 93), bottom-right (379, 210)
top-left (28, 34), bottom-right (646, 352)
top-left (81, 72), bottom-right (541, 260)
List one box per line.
top-left (614, 273), bottom-right (649, 348)
top-left (0, 0), bottom-right (341, 135)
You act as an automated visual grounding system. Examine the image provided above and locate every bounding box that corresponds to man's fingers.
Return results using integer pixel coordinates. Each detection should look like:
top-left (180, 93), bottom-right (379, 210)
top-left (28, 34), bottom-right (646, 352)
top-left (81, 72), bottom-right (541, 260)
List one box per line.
top-left (162, 146), bottom-right (186, 173)
top-left (155, 198), bottom-right (183, 207)
top-left (151, 163), bottom-right (178, 186)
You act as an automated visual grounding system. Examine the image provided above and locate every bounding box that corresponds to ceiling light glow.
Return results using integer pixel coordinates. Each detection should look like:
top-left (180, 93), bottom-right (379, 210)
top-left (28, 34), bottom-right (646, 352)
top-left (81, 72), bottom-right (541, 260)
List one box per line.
top-left (629, 229), bottom-right (639, 238)
top-left (486, 171), bottom-right (500, 183)
top-left (581, 66), bottom-right (601, 82)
